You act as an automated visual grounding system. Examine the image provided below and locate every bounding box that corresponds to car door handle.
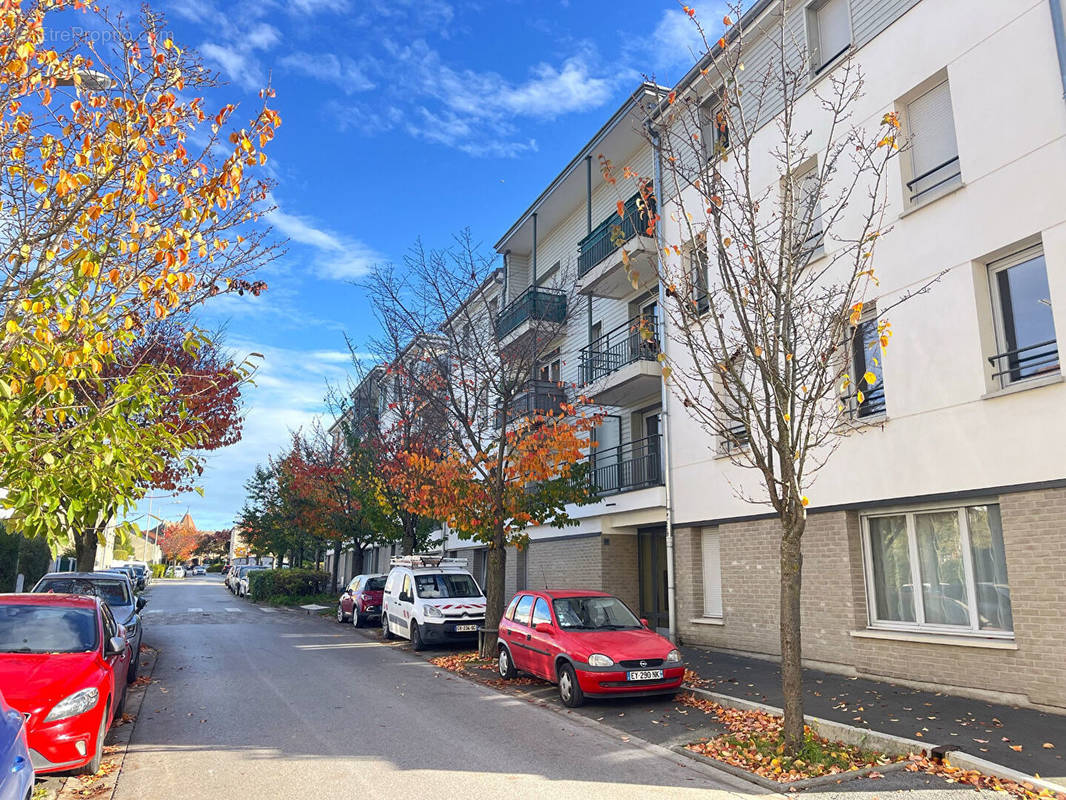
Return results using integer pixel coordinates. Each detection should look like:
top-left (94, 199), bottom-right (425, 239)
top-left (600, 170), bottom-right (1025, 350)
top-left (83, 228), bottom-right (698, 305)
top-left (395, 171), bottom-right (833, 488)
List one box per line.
top-left (525, 633), bottom-right (531, 641)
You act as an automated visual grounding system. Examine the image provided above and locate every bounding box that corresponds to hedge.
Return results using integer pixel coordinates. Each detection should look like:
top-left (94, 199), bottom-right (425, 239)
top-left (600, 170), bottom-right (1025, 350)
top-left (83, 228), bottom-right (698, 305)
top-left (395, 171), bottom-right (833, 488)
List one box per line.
top-left (206, 563), bottom-right (223, 573)
top-left (249, 568), bottom-right (330, 602)
top-left (151, 563), bottom-right (167, 579)
top-left (0, 527), bottom-right (52, 591)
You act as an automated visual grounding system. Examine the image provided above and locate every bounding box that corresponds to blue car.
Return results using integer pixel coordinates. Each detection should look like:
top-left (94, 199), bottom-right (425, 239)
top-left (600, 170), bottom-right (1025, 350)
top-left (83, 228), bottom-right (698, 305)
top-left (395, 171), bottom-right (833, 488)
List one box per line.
top-left (0, 688), bottom-right (33, 800)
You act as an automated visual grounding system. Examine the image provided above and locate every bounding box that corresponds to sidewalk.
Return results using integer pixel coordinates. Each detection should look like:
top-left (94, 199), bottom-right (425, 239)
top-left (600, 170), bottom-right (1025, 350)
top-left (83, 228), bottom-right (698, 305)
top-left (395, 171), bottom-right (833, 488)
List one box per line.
top-left (681, 645), bottom-right (1065, 781)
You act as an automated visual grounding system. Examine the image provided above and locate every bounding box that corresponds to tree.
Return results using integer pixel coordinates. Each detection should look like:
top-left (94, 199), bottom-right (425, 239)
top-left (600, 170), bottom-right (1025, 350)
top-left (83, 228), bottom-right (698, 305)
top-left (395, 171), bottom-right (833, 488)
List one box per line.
top-left (366, 233), bottom-right (600, 656)
top-left (159, 521), bottom-right (200, 564)
top-left (0, 3), bottom-right (279, 554)
top-left (194, 529), bottom-right (230, 563)
top-left (616, 3), bottom-right (936, 749)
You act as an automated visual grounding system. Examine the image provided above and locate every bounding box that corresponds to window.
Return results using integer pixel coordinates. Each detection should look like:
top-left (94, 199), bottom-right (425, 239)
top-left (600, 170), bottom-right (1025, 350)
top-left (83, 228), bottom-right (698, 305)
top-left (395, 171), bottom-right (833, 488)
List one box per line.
top-left (843, 306), bottom-right (887, 418)
top-left (808, 0), bottom-right (851, 74)
top-left (905, 78), bottom-right (961, 204)
top-left (505, 595), bottom-right (521, 620)
top-left (538, 349), bottom-right (561, 383)
top-left (988, 245), bottom-right (1058, 387)
top-left (701, 529), bottom-right (723, 618)
top-left (684, 234), bottom-right (709, 314)
top-left (513, 594), bottom-right (534, 626)
top-left (531, 597), bottom-right (552, 626)
top-left (863, 503), bottom-right (1013, 635)
top-left (414, 573), bottom-right (483, 599)
top-left (792, 161), bottom-right (823, 258)
top-left (700, 97), bottom-right (729, 159)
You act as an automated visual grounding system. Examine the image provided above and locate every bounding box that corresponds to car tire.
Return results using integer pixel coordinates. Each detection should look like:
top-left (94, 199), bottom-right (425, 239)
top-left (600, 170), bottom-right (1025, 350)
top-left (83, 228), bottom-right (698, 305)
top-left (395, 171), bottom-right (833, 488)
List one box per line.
top-left (558, 663), bottom-right (584, 708)
top-left (336, 605), bottom-right (346, 623)
top-left (498, 645), bottom-right (516, 679)
top-left (115, 685), bottom-right (127, 719)
top-left (127, 638), bottom-right (140, 683)
top-left (410, 622), bottom-right (424, 652)
top-left (353, 612), bottom-right (362, 628)
top-left (82, 708), bottom-right (107, 775)
top-left (381, 614), bottom-right (394, 640)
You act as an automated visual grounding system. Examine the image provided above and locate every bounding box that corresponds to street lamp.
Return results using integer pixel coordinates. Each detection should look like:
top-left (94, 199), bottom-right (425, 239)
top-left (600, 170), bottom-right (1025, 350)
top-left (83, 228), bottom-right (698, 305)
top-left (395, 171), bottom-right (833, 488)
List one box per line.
top-left (53, 69), bottom-right (113, 91)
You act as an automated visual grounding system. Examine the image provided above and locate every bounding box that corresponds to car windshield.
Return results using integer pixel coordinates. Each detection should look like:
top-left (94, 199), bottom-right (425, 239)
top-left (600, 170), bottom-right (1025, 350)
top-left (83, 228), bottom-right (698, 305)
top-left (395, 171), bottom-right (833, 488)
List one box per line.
top-left (363, 577), bottom-right (386, 592)
top-left (0, 605), bottom-right (99, 653)
top-left (414, 573), bottom-right (482, 599)
top-left (552, 596), bottom-right (642, 631)
top-left (35, 578), bottom-right (131, 607)
top-left (129, 565), bottom-right (146, 576)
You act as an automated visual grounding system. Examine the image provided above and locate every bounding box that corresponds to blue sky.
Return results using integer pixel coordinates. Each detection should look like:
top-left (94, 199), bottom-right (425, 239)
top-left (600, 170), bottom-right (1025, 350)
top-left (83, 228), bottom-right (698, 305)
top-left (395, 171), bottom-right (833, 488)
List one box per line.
top-left (135, 0), bottom-right (726, 531)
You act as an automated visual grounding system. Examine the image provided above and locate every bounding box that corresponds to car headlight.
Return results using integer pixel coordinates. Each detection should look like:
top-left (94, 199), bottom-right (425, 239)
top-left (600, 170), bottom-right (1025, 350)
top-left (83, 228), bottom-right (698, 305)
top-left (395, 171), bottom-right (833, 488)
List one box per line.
top-left (587, 653), bottom-right (614, 667)
top-left (45, 688), bottom-right (99, 722)
top-left (423, 605), bottom-right (443, 618)
top-left (665, 649), bottom-right (682, 663)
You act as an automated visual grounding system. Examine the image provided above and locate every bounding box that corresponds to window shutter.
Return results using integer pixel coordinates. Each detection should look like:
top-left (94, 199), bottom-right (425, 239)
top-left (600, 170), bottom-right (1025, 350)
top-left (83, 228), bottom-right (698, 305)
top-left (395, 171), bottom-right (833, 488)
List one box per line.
top-left (702, 529), bottom-right (723, 617)
top-left (816, 0), bottom-right (850, 64)
top-left (908, 80), bottom-right (958, 178)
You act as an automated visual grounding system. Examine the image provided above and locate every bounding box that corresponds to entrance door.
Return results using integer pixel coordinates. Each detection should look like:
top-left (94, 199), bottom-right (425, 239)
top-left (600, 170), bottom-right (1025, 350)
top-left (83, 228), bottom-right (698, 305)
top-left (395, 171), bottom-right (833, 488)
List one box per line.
top-left (637, 526), bottom-right (669, 632)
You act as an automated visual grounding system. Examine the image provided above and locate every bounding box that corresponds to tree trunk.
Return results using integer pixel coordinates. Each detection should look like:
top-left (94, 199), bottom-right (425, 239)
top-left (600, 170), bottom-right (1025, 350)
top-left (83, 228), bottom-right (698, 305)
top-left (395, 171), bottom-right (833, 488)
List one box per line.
top-left (352, 546), bottom-right (364, 576)
top-left (330, 542), bottom-right (342, 593)
top-left (479, 525), bottom-right (507, 659)
top-left (401, 514), bottom-right (416, 555)
top-left (779, 518), bottom-right (806, 750)
top-left (74, 529), bottom-right (97, 572)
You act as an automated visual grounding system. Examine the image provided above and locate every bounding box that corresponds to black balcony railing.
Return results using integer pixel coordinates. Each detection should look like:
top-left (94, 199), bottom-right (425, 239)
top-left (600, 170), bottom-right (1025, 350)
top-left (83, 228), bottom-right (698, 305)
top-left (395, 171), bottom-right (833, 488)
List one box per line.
top-left (496, 379), bottom-right (568, 427)
top-left (590, 434), bottom-right (663, 496)
top-left (907, 155), bottom-right (961, 202)
top-left (577, 192), bottom-right (654, 277)
top-left (580, 314), bottom-right (659, 384)
top-left (841, 384), bottom-right (887, 419)
top-left (495, 286), bottom-right (567, 339)
top-left (988, 338), bottom-right (1059, 385)
top-left (718, 419), bottom-right (749, 454)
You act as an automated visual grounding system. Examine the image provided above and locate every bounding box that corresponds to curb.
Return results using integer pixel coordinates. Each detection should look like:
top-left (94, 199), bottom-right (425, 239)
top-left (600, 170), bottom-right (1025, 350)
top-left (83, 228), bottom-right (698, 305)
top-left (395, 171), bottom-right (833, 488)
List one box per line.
top-left (943, 750), bottom-right (1066, 796)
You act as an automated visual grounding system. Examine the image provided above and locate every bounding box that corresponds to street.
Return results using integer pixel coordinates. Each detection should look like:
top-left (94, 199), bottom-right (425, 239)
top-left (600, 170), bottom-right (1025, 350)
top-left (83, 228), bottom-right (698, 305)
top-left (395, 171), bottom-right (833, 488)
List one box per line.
top-left (115, 576), bottom-right (761, 799)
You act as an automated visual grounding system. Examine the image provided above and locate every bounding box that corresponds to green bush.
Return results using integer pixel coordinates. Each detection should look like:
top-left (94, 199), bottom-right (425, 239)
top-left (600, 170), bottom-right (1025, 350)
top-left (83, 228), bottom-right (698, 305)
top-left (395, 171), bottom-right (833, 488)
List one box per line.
top-left (206, 563), bottom-right (223, 573)
top-left (151, 563), bottom-right (167, 579)
top-left (249, 568), bottom-right (330, 602)
top-left (0, 526), bottom-right (52, 591)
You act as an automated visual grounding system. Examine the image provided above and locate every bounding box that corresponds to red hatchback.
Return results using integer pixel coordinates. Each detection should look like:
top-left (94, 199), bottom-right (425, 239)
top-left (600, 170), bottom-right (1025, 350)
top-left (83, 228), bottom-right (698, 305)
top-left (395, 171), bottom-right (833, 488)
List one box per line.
top-left (0, 594), bottom-right (132, 775)
top-left (336, 574), bottom-right (386, 627)
top-left (497, 590), bottom-right (684, 707)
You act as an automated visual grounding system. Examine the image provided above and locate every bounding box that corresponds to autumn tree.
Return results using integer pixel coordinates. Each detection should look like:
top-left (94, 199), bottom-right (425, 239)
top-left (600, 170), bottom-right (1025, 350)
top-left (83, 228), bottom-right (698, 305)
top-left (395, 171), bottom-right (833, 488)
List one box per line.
top-left (614, 3), bottom-right (936, 749)
top-left (366, 232), bottom-right (600, 656)
top-left (0, 3), bottom-right (279, 555)
top-left (159, 521), bottom-right (200, 564)
top-left (194, 529), bottom-right (230, 563)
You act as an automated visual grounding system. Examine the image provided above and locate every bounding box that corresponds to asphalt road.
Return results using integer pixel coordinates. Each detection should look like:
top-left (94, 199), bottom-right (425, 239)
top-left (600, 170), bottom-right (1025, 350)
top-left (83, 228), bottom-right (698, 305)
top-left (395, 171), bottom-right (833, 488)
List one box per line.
top-left (114, 575), bottom-right (764, 800)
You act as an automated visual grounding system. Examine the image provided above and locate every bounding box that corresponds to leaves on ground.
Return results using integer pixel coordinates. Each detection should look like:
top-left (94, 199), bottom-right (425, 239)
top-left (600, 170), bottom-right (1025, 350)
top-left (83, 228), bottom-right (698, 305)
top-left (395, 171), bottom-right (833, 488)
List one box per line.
top-left (908, 755), bottom-right (1066, 800)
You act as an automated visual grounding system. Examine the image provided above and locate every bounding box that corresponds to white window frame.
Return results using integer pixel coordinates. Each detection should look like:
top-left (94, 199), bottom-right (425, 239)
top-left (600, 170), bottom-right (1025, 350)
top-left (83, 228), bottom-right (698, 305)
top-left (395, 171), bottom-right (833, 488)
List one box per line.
top-left (701, 529), bottom-right (723, 618)
top-left (902, 76), bottom-right (961, 208)
top-left (700, 95), bottom-right (729, 161)
top-left (860, 501), bottom-right (1014, 639)
top-left (806, 0), bottom-right (852, 76)
top-left (791, 159), bottom-right (824, 260)
top-left (987, 244), bottom-right (1058, 389)
top-left (683, 234), bottom-right (709, 314)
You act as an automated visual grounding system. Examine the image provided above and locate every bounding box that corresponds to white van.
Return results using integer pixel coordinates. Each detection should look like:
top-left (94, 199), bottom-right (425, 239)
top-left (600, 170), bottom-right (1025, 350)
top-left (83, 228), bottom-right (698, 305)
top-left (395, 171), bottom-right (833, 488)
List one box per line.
top-left (382, 556), bottom-right (486, 650)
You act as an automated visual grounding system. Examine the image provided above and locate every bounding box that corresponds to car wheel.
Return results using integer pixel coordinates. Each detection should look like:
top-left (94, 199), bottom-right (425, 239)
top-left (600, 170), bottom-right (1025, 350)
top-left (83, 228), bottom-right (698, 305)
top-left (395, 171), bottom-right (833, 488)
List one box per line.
top-left (82, 708), bottom-right (107, 775)
top-left (127, 640), bottom-right (140, 683)
top-left (352, 612), bottom-right (362, 628)
top-left (336, 605), bottom-right (346, 624)
top-left (498, 645), bottom-right (516, 679)
top-left (410, 622), bottom-right (424, 652)
top-left (558, 663), bottom-right (584, 708)
top-left (381, 614), bottom-right (394, 640)
top-left (115, 685), bottom-right (127, 719)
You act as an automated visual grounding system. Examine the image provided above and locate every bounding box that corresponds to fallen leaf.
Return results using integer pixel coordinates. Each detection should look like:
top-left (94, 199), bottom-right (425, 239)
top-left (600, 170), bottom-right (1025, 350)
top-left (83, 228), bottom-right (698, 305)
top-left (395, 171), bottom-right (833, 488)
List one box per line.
top-left (1009, 745), bottom-right (1023, 752)
top-left (1043, 743), bottom-right (1055, 749)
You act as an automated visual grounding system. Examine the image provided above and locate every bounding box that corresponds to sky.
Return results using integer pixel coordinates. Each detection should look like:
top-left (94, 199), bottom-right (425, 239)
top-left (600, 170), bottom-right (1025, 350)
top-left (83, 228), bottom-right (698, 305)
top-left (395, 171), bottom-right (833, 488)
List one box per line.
top-left (126, 0), bottom-right (728, 532)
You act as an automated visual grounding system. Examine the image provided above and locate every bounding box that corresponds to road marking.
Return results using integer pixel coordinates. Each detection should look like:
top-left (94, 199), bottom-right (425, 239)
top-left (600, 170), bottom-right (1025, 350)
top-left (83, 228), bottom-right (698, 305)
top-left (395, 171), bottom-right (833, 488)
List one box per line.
top-left (259, 607), bottom-right (278, 613)
top-left (224, 607), bottom-right (242, 612)
top-left (293, 642), bottom-right (384, 650)
top-left (187, 607), bottom-right (203, 612)
top-left (145, 609), bottom-right (163, 614)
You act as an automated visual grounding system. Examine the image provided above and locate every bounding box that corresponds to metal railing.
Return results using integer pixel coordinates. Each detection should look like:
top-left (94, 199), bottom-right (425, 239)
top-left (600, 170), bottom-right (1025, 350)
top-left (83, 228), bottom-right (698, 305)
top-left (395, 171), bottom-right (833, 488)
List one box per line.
top-left (495, 379), bottom-right (568, 427)
top-left (580, 314), bottom-right (660, 384)
top-left (577, 192), bottom-right (653, 277)
top-left (494, 286), bottom-right (567, 339)
top-left (590, 434), bottom-right (663, 496)
top-left (907, 156), bottom-right (961, 202)
top-left (718, 419), bottom-right (749, 454)
top-left (842, 384), bottom-right (887, 419)
top-left (988, 339), bottom-right (1059, 384)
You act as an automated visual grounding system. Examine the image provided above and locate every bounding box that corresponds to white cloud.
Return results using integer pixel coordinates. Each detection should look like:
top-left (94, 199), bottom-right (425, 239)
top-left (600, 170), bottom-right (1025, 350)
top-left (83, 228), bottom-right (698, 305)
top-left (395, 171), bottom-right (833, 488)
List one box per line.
top-left (279, 51), bottom-right (374, 94)
top-left (647, 3), bottom-right (728, 77)
top-left (267, 198), bottom-right (385, 280)
top-left (286, 0), bottom-right (351, 13)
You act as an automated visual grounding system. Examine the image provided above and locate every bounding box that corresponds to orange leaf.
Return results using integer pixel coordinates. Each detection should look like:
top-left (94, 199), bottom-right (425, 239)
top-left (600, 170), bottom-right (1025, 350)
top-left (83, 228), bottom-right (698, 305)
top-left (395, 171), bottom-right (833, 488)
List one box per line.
top-left (1009, 745), bottom-right (1023, 752)
top-left (616, 201), bottom-right (625, 217)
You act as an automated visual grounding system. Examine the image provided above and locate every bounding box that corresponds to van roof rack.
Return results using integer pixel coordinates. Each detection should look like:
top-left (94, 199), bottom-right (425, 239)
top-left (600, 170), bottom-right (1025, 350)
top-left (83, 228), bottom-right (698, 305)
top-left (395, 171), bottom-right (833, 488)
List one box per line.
top-left (390, 554), bottom-right (468, 569)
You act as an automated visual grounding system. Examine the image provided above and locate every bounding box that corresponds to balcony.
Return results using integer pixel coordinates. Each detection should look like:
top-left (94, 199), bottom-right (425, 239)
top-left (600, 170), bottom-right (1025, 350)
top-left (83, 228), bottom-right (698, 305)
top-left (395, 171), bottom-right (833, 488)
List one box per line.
top-left (590, 434), bottom-right (663, 497)
top-left (495, 286), bottom-right (567, 340)
top-left (988, 339), bottom-right (1059, 388)
top-left (577, 193), bottom-right (657, 299)
top-left (579, 315), bottom-right (661, 406)
top-left (496, 379), bottom-right (568, 427)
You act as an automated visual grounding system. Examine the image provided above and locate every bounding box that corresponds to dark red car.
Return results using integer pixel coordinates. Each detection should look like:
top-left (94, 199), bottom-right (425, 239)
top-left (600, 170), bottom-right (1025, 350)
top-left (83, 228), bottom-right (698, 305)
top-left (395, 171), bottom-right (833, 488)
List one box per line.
top-left (497, 590), bottom-right (684, 707)
top-left (336, 574), bottom-right (386, 627)
top-left (0, 593), bottom-right (132, 775)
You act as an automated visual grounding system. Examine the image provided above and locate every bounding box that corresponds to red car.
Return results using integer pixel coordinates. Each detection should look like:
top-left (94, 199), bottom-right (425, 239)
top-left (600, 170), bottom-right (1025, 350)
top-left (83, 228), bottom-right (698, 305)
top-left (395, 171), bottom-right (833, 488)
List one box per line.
top-left (497, 590), bottom-right (685, 707)
top-left (337, 574), bottom-right (386, 627)
top-left (0, 594), bottom-right (132, 775)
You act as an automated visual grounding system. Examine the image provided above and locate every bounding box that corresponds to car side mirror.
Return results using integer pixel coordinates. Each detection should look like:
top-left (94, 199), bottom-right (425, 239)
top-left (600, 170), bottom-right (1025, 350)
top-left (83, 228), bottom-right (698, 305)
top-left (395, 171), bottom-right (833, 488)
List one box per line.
top-left (640, 618), bottom-right (650, 629)
top-left (136, 597), bottom-right (147, 611)
top-left (534, 623), bottom-right (554, 635)
top-left (106, 635), bottom-right (126, 656)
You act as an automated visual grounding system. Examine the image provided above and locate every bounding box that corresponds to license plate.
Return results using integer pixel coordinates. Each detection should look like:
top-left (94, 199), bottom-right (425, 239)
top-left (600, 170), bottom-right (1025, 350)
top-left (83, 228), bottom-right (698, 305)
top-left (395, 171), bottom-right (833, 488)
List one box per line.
top-left (454, 624), bottom-right (477, 632)
top-left (626, 669), bottom-right (664, 681)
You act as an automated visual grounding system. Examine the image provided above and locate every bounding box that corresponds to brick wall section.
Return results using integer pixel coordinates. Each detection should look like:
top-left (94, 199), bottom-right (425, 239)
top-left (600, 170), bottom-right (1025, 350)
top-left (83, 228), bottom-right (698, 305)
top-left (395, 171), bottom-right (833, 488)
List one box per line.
top-left (601, 533), bottom-right (639, 612)
top-left (527, 536), bottom-right (602, 593)
top-left (676, 491), bottom-right (1066, 711)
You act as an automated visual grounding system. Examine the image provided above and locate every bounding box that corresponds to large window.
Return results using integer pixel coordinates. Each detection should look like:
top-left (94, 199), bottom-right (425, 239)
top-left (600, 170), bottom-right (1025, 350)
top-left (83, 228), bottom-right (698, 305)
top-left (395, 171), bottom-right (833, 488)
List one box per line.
top-left (701, 529), bottom-right (723, 618)
top-left (807, 0), bottom-right (851, 74)
top-left (700, 97), bottom-right (729, 159)
top-left (684, 234), bottom-right (709, 314)
top-left (863, 504), bottom-right (1013, 635)
top-left (792, 161), bottom-right (823, 258)
top-left (905, 78), bottom-right (961, 204)
top-left (843, 307), bottom-right (887, 419)
top-left (988, 245), bottom-right (1058, 387)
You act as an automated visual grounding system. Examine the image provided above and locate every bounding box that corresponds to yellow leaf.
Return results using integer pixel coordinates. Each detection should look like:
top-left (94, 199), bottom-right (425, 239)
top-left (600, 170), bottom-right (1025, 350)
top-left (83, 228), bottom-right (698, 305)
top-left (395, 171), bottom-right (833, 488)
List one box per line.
top-left (801, 496), bottom-right (809, 507)
top-left (864, 371), bottom-right (877, 386)
top-left (857, 389), bottom-right (865, 404)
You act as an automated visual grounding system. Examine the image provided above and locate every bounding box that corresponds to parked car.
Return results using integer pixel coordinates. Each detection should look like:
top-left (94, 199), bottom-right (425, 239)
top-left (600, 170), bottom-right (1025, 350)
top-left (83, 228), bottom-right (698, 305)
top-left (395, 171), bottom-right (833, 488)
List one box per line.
top-left (32, 573), bottom-right (147, 682)
top-left (496, 590), bottom-right (684, 708)
top-left (164, 566), bottom-right (185, 579)
top-left (381, 557), bottom-right (485, 650)
top-left (0, 687), bottom-right (33, 800)
top-left (112, 561), bottom-right (149, 590)
top-left (192, 565), bottom-right (206, 576)
top-left (0, 594), bottom-right (132, 775)
top-left (336, 574), bottom-right (386, 626)
top-left (101, 565), bottom-right (141, 591)
top-left (237, 566), bottom-right (268, 598)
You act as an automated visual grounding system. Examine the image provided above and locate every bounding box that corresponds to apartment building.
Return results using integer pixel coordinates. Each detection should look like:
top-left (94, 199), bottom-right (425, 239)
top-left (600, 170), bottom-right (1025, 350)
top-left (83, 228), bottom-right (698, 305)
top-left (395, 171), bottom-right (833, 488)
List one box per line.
top-left (656, 0), bottom-right (1066, 711)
